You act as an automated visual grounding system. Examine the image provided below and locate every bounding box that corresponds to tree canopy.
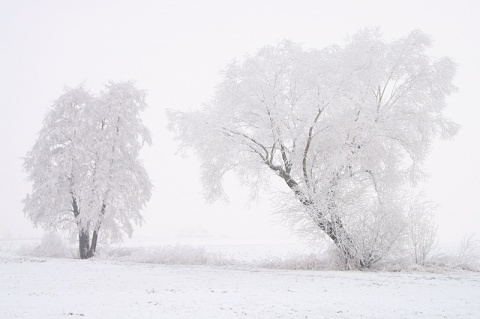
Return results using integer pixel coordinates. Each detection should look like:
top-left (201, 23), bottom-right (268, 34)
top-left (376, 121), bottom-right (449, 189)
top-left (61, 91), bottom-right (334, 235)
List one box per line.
top-left (168, 29), bottom-right (458, 268)
top-left (24, 81), bottom-right (152, 258)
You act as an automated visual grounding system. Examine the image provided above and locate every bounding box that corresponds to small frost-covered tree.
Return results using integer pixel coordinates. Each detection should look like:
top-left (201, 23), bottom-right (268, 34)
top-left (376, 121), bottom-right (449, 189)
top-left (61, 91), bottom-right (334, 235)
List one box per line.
top-left (405, 194), bottom-right (438, 265)
top-left (24, 81), bottom-right (152, 259)
top-left (457, 233), bottom-right (480, 270)
top-left (168, 29), bottom-right (458, 268)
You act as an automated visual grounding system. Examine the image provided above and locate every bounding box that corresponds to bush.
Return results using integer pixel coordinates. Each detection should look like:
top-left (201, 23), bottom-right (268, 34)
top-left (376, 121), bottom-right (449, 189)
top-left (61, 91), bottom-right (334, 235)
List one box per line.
top-left (30, 232), bottom-right (72, 258)
top-left (107, 244), bottom-right (232, 266)
top-left (455, 234), bottom-right (480, 271)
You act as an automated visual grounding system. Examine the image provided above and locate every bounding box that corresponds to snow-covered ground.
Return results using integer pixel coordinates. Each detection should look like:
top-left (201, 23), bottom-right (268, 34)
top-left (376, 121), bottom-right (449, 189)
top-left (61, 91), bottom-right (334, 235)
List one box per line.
top-left (1, 249), bottom-right (479, 319)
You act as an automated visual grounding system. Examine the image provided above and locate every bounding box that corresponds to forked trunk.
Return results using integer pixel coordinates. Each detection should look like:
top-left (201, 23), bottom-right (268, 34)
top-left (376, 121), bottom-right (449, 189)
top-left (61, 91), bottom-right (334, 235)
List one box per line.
top-left (77, 228), bottom-right (100, 259)
top-left (72, 196), bottom-right (104, 259)
top-left (72, 196), bottom-right (92, 259)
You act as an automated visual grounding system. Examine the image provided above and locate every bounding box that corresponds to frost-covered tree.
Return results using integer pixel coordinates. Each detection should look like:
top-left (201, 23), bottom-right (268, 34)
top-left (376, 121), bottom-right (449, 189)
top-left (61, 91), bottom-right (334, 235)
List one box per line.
top-left (24, 81), bottom-right (152, 259)
top-left (168, 29), bottom-right (458, 268)
top-left (405, 194), bottom-right (438, 265)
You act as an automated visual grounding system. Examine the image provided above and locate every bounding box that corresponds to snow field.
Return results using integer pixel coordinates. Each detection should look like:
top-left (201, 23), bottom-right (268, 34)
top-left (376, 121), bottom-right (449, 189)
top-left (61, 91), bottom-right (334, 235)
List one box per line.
top-left (1, 252), bottom-right (479, 319)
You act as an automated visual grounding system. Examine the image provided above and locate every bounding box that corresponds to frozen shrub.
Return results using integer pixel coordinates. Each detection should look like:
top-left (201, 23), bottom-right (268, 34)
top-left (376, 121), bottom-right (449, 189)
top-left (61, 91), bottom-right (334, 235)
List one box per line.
top-left (111, 244), bottom-right (232, 266)
top-left (257, 246), bottom-right (350, 270)
top-left (456, 234), bottom-right (480, 271)
top-left (405, 195), bottom-right (438, 265)
top-left (31, 232), bottom-right (71, 258)
top-left (257, 254), bottom-right (327, 270)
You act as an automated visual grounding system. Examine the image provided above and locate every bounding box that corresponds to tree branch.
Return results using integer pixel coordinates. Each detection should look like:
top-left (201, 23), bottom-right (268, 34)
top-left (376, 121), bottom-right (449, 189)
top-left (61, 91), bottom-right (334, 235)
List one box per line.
top-left (303, 106), bottom-right (324, 187)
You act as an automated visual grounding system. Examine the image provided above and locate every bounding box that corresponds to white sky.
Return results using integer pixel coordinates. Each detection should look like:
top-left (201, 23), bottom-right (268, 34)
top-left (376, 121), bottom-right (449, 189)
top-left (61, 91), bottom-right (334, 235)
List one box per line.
top-left (1, 0), bottom-right (479, 245)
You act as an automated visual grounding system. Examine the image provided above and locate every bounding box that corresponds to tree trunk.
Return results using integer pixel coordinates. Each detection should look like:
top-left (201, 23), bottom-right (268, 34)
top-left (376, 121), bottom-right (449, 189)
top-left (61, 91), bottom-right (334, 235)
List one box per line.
top-left (86, 229), bottom-right (99, 258)
top-left (78, 229), bottom-right (91, 259)
top-left (85, 203), bottom-right (105, 258)
top-left (72, 196), bottom-right (105, 259)
top-left (323, 216), bottom-right (366, 268)
top-left (72, 196), bottom-right (92, 259)
top-left (310, 205), bottom-right (366, 268)
top-left (280, 174), bottom-right (366, 268)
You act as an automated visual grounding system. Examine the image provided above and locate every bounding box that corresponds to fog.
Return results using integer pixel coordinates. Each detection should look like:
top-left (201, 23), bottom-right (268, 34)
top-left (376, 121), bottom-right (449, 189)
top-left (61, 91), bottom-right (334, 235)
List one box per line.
top-left (1, 0), bottom-right (479, 246)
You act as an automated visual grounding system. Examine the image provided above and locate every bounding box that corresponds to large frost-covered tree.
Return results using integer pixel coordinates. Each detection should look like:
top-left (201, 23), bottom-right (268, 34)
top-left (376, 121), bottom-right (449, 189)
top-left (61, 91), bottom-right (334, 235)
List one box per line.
top-left (24, 81), bottom-right (152, 259)
top-left (168, 29), bottom-right (458, 268)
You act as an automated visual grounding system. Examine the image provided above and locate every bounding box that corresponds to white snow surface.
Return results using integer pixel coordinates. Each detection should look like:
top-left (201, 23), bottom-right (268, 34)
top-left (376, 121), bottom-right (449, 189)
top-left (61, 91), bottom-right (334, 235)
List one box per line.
top-left (1, 251), bottom-right (479, 319)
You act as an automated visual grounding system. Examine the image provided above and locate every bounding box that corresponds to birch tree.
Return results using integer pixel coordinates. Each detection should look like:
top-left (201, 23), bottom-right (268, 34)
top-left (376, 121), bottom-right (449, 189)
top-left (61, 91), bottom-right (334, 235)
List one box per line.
top-left (24, 81), bottom-right (152, 259)
top-left (168, 29), bottom-right (458, 268)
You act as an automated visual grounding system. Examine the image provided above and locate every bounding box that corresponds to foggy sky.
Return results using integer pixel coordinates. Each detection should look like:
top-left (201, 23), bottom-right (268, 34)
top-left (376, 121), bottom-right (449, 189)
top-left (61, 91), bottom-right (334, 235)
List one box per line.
top-left (1, 0), bottom-right (479, 245)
